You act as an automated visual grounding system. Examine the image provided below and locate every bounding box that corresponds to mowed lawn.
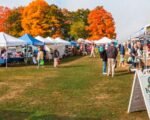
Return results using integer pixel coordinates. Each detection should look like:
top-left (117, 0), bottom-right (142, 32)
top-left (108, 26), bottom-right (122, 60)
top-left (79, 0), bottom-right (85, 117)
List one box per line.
top-left (0, 56), bottom-right (148, 120)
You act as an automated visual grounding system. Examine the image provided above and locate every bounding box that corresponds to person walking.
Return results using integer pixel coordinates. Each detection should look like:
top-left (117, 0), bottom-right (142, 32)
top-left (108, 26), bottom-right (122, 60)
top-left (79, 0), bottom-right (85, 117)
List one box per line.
top-left (53, 48), bottom-right (60, 68)
top-left (131, 43), bottom-right (138, 68)
top-left (90, 43), bottom-right (96, 58)
top-left (99, 45), bottom-right (107, 75)
top-left (119, 43), bottom-right (125, 67)
top-left (106, 42), bottom-right (118, 77)
top-left (37, 47), bottom-right (44, 67)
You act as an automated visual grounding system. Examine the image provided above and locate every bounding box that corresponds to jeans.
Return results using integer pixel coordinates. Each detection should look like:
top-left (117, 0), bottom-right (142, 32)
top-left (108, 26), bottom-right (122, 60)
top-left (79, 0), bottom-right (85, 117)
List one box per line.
top-left (103, 61), bottom-right (107, 73)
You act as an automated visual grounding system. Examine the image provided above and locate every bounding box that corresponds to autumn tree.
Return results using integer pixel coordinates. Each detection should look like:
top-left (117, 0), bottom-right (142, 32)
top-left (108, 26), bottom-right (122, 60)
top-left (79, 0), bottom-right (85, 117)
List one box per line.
top-left (61, 8), bottom-right (90, 40)
top-left (0, 6), bottom-right (10, 32)
top-left (5, 7), bottom-right (24, 37)
top-left (61, 8), bottom-right (72, 39)
top-left (69, 20), bottom-right (87, 40)
top-left (69, 9), bottom-right (90, 40)
top-left (22, 0), bottom-right (51, 36)
top-left (71, 9), bottom-right (90, 25)
top-left (87, 6), bottom-right (116, 40)
top-left (47, 4), bottom-right (63, 38)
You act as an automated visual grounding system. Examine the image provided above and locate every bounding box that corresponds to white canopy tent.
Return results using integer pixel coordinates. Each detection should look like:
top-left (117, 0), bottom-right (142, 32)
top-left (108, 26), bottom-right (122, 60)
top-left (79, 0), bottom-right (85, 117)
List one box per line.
top-left (94, 37), bottom-right (112, 45)
top-left (45, 37), bottom-right (68, 59)
top-left (0, 32), bottom-right (26, 68)
top-left (85, 40), bottom-right (92, 44)
top-left (55, 37), bottom-right (71, 45)
top-left (0, 32), bottom-right (26, 47)
top-left (46, 37), bottom-right (55, 43)
top-left (35, 36), bottom-right (54, 45)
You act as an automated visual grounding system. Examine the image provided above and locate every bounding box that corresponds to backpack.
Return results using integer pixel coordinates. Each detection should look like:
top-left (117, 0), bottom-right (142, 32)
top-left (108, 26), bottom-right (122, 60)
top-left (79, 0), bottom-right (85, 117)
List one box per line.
top-left (107, 46), bottom-right (117, 58)
top-left (99, 46), bottom-right (104, 53)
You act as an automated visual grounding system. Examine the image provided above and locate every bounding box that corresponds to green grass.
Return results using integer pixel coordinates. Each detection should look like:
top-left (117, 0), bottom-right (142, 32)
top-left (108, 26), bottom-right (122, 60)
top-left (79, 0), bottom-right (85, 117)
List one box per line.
top-left (0, 56), bottom-right (148, 120)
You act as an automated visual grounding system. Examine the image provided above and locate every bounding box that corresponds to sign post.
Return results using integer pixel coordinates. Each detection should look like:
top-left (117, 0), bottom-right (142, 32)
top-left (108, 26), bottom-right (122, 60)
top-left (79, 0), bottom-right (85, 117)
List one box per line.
top-left (128, 70), bottom-right (150, 118)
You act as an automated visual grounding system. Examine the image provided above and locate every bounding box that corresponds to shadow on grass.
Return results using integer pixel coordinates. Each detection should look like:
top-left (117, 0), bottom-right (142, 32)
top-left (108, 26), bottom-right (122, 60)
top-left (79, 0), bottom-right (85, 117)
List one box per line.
top-left (60, 56), bottom-right (83, 64)
top-left (115, 70), bottom-right (131, 77)
top-left (0, 56), bottom-right (83, 68)
top-left (0, 110), bottom-right (101, 120)
top-left (116, 70), bottom-right (128, 73)
top-left (60, 64), bottom-right (86, 68)
top-left (0, 110), bottom-right (30, 120)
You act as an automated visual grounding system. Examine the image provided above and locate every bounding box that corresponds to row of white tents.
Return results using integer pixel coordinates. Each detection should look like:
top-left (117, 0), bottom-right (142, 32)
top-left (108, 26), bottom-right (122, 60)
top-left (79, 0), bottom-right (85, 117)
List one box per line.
top-left (78, 37), bottom-right (113, 45)
top-left (94, 37), bottom-right (112, 44)
top-left (0, 32), bottom-right (114, 48)
top-left (0, 32), bottom-right (72, 47)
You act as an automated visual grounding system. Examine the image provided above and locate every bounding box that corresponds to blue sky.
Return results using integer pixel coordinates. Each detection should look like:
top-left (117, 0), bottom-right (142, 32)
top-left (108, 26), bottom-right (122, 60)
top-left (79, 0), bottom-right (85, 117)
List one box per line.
top-left (0, 0), bottom-right (150, 42)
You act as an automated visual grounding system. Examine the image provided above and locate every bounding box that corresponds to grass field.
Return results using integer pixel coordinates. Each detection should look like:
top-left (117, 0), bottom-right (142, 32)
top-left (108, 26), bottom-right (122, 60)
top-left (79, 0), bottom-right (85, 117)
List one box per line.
top-left (0, 56), bottom-right (148, 120)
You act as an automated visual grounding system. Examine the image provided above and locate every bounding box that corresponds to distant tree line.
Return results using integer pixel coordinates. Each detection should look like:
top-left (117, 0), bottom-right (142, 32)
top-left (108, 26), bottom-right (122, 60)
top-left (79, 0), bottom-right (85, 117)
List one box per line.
top-left (0, 0), bottom-right (116, 40)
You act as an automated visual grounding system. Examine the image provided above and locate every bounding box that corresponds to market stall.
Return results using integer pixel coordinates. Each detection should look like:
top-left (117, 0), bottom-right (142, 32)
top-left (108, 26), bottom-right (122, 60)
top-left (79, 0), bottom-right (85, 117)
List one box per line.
top-left (0, 32), bottom-right (26, 67)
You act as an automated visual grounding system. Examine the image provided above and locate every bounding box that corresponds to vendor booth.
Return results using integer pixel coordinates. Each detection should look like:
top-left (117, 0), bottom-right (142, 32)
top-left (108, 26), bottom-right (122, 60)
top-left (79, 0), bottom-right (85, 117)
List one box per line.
top-left (19, 34), bottom-right (44, 46)
top-left (19, 34), bottom-right (44, 65)
top-left (0, 32), bottom-right (26, 67)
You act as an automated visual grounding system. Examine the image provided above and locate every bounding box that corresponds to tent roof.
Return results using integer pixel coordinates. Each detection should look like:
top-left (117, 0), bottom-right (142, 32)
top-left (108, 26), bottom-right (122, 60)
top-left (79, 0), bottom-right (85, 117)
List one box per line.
top-left (35, 36), bottom-right (54, 44)
top-left (85, 40), bottom-right (92, 44)
top-left (0, 32), bottom-right (26, 47)
top-left (94, 37), bottom-right (111, 44)
top-left (19, 34), bottom-right (44, 46)
top-left (70, 41), bottom-right (77, 46)
top-left (55, 37), bottom-right (71, 45)
top-left (46, 37), bottom-right (55, 42)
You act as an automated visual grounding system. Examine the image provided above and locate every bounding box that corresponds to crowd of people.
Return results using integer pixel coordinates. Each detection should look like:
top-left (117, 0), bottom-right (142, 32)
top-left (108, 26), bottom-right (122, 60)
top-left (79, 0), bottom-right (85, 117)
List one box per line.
top-left (87, 40), bottom-right (147, 77)
top-left (0, 39), bottom-right (148, 72)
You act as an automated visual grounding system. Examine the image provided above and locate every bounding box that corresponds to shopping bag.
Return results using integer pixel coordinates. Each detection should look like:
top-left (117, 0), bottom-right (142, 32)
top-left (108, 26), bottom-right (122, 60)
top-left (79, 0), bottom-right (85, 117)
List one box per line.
top-left (40, 60), bottom-right (44, 65)
top-left (57, 59), bottom-right (61, 64)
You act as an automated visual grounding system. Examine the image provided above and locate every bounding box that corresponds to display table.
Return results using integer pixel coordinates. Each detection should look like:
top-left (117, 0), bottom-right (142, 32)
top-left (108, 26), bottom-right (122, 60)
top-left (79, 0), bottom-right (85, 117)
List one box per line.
top-left (0, 57), bottom-right (24, 65)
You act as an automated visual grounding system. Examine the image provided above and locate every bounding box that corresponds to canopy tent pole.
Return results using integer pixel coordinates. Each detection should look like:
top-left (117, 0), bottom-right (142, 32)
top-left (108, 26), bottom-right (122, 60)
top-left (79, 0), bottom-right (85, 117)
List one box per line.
top-left (25, 45), bottom-right (28, 64)
top-left (37, 47), bottom-right (40, 69)
top-left (6, 47), bottom-right (8, 69)
top-left (37, 59), bottom-right (40, 69)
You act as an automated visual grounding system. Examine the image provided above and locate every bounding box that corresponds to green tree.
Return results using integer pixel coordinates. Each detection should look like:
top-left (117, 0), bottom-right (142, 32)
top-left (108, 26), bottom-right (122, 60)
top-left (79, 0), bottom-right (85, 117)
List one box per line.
top-left (5, 7), bottom-right (23, 37)
top-left (61, 8), bottom-right (72, 39)
top-left (69, 20), bottom-right (87, 40)
top-left (72, 9), bottom-right (90, 24)
top-left (47, 4), bottom-right (63, 38)
top-left (61, 8), bottom-right (90, 40)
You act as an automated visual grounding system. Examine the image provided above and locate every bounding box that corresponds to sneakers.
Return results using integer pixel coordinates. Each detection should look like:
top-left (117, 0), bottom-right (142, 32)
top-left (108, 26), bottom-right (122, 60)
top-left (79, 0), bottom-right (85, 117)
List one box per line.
top-left (103, 72), bottom-right (107, 75)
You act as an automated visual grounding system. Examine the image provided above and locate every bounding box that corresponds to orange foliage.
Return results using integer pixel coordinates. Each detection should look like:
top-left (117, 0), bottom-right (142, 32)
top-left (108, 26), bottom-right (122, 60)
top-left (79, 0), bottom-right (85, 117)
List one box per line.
top-left (86, 6), bottom-right (116, 40)
top-left (22, 0), bottom-right (50, 36)
top-left (0, 6), bottom-right (10, 32)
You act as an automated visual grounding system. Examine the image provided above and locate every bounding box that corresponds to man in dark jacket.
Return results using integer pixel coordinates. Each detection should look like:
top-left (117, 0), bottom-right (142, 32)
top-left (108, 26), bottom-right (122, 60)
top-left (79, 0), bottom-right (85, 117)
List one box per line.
top-left (106, 42), bottom-right (118, 77)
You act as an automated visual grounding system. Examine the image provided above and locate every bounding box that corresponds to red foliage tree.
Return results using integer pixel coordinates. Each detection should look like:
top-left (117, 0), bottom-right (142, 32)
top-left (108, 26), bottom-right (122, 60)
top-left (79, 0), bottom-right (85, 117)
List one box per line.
top-left (87, 6), bottom-right (116, 40)
top-left (0, 6), bottom-right (10, 32)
